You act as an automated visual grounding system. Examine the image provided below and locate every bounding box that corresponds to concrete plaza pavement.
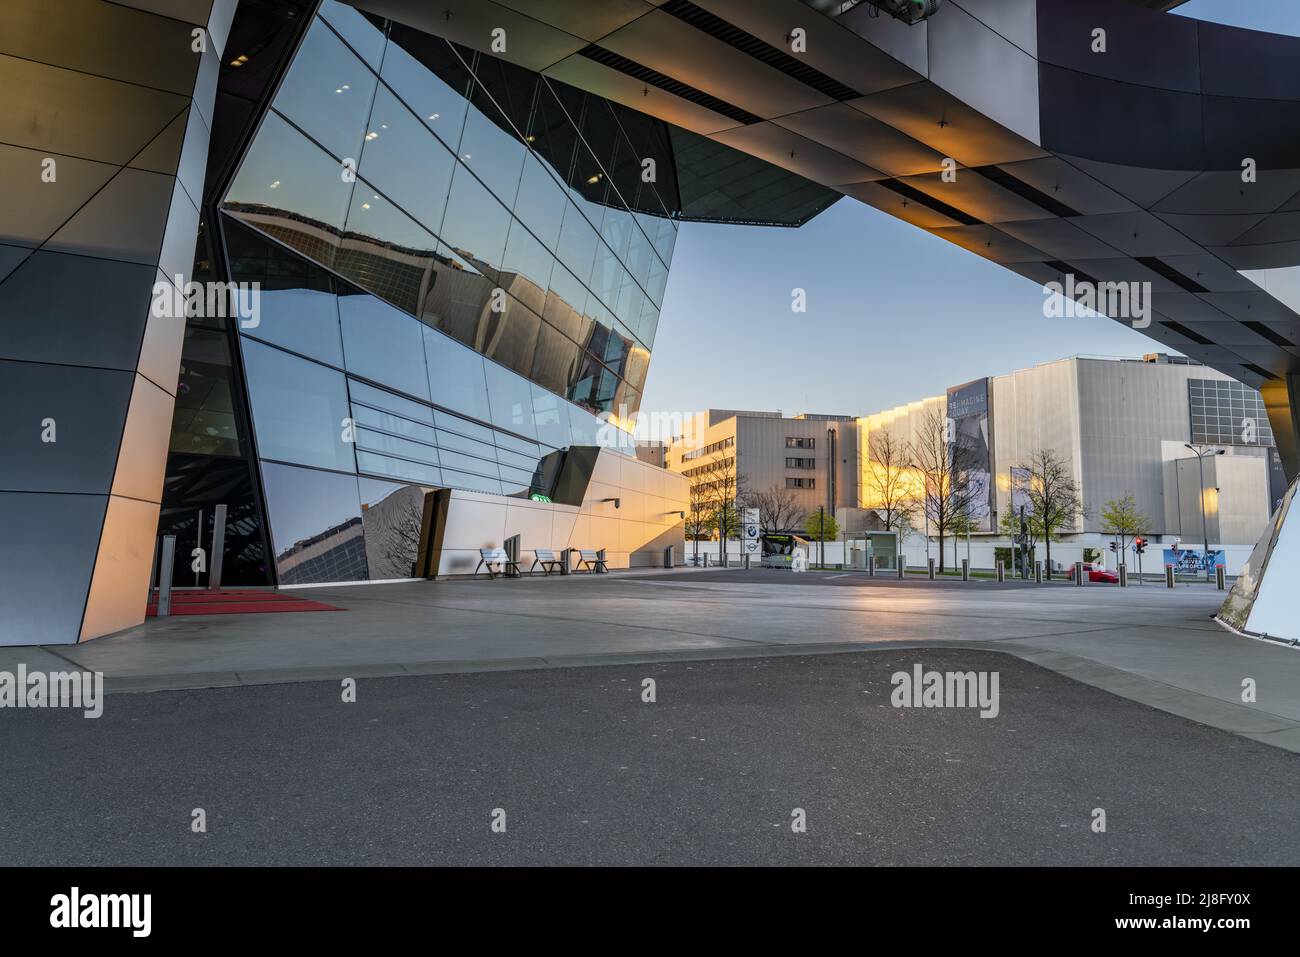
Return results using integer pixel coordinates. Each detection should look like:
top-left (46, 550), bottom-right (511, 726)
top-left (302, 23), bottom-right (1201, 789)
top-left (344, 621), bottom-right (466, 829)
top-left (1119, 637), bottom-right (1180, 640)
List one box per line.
top-left (3, 648), bottom-right (1298, 866)
top-left (4, 567), bottom-right (1299, 752)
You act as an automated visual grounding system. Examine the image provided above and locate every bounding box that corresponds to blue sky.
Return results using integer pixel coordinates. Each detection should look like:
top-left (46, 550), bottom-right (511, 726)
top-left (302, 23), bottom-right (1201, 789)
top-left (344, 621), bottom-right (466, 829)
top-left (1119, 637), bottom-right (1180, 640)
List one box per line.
top-left (641, 0), bottom-right (1300, 421)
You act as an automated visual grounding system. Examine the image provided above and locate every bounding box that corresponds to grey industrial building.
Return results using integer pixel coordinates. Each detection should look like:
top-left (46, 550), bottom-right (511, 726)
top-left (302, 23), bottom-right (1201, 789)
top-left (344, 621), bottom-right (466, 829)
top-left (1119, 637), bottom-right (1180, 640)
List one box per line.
top-left (857, 354), bottom-right (1285, 548)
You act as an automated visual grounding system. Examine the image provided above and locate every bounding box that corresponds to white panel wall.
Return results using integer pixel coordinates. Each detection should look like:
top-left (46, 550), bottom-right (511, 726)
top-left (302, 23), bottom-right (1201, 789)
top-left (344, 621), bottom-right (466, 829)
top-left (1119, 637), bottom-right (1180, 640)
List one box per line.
top-left (437, 450), bottom-right (688, 574)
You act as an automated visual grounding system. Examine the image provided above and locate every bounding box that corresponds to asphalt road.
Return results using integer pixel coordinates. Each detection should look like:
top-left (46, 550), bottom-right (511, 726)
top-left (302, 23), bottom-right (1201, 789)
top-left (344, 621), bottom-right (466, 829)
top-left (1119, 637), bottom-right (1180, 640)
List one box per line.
top-left (3, 649), bottom-right (1297, 866)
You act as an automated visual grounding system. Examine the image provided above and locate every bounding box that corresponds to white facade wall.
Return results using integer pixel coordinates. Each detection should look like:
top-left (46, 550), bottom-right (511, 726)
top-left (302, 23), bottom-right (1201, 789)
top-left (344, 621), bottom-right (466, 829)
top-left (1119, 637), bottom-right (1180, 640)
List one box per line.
top-left (436, 449), bottom-right (688, 574)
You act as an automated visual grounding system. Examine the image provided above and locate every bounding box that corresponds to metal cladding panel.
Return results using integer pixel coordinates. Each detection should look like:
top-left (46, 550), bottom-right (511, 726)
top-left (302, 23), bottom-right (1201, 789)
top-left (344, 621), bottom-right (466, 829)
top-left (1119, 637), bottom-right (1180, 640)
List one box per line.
top-left (0, 251), bottom-right (157, 370)
top-left (80, 495), bottom-right (162, 642)
top-left (0, 493), bottom-right (107, 647)
top-left (0, 0), bottom-right (233, 642)
top-left (0, 361), bottom-right (135, 495)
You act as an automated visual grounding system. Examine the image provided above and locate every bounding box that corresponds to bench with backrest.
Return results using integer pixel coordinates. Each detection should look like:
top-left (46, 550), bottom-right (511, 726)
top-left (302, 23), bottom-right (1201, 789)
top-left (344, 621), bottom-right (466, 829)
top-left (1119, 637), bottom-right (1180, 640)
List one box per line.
top-left (575, 549), bottom-right (608, 574)
top-left (476, 547), bottom-right (520, 579)
top-left (530, 548), bottom-right (563, 576)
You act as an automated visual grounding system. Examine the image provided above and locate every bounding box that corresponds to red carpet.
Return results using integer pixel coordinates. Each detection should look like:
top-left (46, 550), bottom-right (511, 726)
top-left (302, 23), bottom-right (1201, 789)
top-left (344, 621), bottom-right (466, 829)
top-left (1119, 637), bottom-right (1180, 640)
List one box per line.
top-left (147, 590), bottom-right (344, 617)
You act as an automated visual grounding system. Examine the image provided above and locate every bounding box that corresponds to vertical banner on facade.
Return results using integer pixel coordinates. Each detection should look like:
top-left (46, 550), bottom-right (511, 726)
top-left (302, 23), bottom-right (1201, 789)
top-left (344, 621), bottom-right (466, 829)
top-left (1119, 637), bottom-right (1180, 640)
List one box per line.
top-left (947, 378), bottom-right (993, 531)
top-left (742, 507), bottom-right (760, 556)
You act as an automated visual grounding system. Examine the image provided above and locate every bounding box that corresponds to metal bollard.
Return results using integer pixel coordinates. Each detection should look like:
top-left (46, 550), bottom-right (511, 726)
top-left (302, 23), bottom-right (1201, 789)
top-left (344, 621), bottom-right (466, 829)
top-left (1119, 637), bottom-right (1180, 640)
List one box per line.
top-left (1034, 561), bottom-right (1043, 584)
top-left (560, 549), bottom-right (571, 575)
top-left (1119, 563), bottom-right (1128, 587)
top-left (664, 545), bottom-right (674, 569)
top-left (868, 555), bottom-right (876, 577)
top-left (597, 547), bottom-right (607, 573)
top-left (208, 504), bottom-right (227, 591)
top-left (156, 535), bottom-right (176, 617)
top-left (996, 559), bottom-right (1005, 583)
top-left (961, 558), bottom-right (969, 581)
top-left (1216, 565), bottom-right (1226, 590)
top-left (927, 557), bottom-right (936, 580)
top-left (1165, 565), bottom-right (1175, 589)
top-left (1074, 561), bottom-right (1085, 585)
top-left (897, 561), bottom-right (905, 579)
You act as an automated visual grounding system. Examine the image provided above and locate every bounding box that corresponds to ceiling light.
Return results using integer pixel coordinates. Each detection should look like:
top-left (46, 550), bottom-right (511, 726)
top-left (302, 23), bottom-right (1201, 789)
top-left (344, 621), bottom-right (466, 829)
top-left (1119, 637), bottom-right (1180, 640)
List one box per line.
top-left (229, 54), bottom-right (248, 67)
top-left (269, 180), bottom-right (280, 188)
top-left (365, 131), bottom-right (378, 140)
top-left (586, 173), bottom-right (601, 185)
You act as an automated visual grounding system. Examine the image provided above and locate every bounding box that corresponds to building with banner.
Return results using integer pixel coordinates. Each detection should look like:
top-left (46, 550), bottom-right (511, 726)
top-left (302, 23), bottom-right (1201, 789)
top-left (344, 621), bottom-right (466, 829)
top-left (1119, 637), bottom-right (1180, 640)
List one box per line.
top-left (856, 354), bottom-right (1280, 551)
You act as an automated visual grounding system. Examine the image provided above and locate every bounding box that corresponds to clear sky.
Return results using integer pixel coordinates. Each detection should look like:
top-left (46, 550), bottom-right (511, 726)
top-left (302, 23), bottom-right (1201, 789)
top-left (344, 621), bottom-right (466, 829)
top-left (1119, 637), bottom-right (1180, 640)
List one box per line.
top-left (640, 0), bottom-right (1300, 422)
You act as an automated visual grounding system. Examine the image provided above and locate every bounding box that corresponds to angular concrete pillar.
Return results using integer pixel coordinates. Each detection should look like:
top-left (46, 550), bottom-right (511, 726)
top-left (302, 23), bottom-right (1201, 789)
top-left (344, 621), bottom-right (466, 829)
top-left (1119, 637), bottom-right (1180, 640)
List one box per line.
top-left (0, 0), bottom-right (237, 644)
top-left (1262, 374), bottom-right (1300, 484)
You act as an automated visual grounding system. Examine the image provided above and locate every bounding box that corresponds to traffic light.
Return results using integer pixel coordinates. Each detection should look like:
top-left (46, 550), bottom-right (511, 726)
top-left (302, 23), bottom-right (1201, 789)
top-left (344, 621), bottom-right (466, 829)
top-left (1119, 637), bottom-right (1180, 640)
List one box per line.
top-left (1134, 537), bottom-right (1147, 554)
top-left (1109, 541), bottom-right (1117, 553)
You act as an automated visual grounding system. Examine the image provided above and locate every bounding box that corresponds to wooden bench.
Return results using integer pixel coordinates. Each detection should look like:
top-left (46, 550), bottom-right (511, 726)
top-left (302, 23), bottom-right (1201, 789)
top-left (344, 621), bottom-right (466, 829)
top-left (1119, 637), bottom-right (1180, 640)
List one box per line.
top-left (575, 549), bottom-right (608, 574)
top-left (529, 548), bottom-right (563, 576)
top-left (475, 547), bottom-right (520, 579)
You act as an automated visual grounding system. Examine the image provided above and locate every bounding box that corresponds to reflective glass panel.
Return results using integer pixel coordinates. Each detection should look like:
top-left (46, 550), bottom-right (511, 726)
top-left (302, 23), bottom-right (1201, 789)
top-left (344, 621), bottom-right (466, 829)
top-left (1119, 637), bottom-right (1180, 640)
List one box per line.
top-left (439, 164), bottom-right (510, 278)
top-left (554, 201), bottom-right (599, 290)
top-left (531, 383), bottom-right (569, 449)
top-left (340, 175), bottom-right (440, 317)
top-left (484, 360), bottom-right (538, 439)
top-left (356, 450), bottom-right (441, 487)
top-left (511, 153), bottom-right (567, 250)
top-left (261, 461), bottom-right (367, 584)
top-left (318, 1), bottom-right (386, 68)
top-left (530, 321), bottom-right (580, 399)
top-left (457, 96), bottom-right (527, 206)
top-left (224, 113), bottom-right (354, 270)
top-left (242, 339), bottom-right (355, 472)
top-left (272, 18), bottom-right (377, 162)
top-left (358, 476), bottom-right (431, 579)
top-left (424, 325), bottom-right (491, 423)
top-left (358, 85), bottom-right (456, 240)
top-left (379, 28), bottom-right (471, 150)
top-left (338, 292), bottom-right (431, 401)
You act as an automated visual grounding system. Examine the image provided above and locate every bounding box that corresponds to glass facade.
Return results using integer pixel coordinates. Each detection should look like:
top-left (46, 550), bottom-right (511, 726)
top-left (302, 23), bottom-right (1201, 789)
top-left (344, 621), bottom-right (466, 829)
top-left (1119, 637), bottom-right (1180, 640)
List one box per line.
top-left (222, 2), bottom-right (672, 418)
top-left (212, 1), bottom-right (676, 584)
top-left (1189, 378), bottom-right (1276, 448)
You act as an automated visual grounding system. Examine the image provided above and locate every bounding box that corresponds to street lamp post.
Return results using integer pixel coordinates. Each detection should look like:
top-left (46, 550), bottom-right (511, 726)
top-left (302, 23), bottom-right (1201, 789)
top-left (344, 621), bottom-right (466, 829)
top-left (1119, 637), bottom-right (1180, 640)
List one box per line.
top-left (1184, 443), bottom-right (1225, 582)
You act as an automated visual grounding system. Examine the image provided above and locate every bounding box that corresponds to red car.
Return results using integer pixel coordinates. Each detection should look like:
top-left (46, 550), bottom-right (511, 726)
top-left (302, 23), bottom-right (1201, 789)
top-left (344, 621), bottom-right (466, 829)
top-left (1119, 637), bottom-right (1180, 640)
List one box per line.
top-left (1067, 562), bottom-right (1119, 583)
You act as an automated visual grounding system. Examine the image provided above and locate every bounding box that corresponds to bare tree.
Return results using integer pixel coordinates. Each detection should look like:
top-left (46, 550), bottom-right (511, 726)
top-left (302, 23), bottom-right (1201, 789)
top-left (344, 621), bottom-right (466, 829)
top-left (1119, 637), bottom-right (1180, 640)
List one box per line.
top-left (747, 482), bottom-right (801, 534)
top-left (1019, 447), bottom-right (1086, 579)
top-left (908, 405), bottom-right (981, 573)
top-left (864, 430), bottom-right (917, 535)
top-left (685, 474), bottom-right (711, 563)
top-left (701, 455), bottom-right (746, 565)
